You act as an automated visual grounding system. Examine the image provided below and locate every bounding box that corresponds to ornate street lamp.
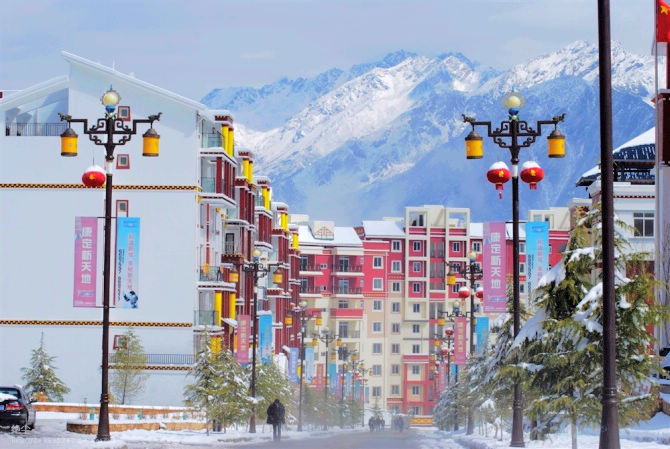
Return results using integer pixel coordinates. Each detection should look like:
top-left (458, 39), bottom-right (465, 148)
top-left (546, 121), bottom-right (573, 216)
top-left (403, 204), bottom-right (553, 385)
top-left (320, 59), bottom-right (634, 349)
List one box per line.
top-left (58, 87), bottom-right (161, 442)
top-left (229, 248), bottom-right (283, 433)
top-left (314, 327), bottom-right (338, 429)
top-left (287, 300), bottom-right (312, 431)
top-left (462, 92), bottom-right (565, 447)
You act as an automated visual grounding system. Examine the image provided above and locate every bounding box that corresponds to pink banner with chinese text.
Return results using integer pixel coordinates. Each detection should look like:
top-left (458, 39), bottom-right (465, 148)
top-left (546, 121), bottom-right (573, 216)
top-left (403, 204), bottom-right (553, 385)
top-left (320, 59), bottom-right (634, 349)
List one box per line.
top-left (237, 314), bottom-right (251, 364)
top-left (73, 217), bottom-right (97, 307)
top-left (438, 361), bottom-right (447, 391)
top-left (454, 317), bottom-right (467, 366)
top-left (483, 222), bottom-right (507, 313)
top-left (315, 364), bottom-right (324, 391)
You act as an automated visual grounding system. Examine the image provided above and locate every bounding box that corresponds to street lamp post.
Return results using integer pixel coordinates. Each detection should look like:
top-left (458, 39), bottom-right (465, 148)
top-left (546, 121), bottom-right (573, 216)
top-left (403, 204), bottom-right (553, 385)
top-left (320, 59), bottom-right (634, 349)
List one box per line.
top-left (462, 93), bottom-right (565, 447)
top-left (315, 328), bottom-right (338, 429)
top-left (337, 345), bottom-right (353, 428)
top-left (58, 87), bottom-right (161, 442)
top-left (349, 353), bottom-right (365, 427)
top-left (433, 327), bottom-right (456, 431)
top-left (288, 300), bottom-right (311, 431)
top-left (231, 249), bottom-right (283, 433)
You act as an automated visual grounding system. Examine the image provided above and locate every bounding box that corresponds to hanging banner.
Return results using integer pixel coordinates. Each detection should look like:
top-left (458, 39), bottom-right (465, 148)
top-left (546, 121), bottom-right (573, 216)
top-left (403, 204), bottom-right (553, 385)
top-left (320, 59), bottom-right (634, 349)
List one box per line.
top-left (304, 347), bottom-right (314, 382)
top-left (288, 348), bottom-right (299, 382)
top-left (237, 314), bottom-right (251, 364)
top-left (483, 222), bottom-right (507, 313)
top-left (115, 217), bottom-right (140, 308)
top-left (329, 363), bottom-right (337, 392)
top-left (345, 372), bottom-right (352, 398)
top-left (438, 362), bottom-right (447, 391)
top-left (258, 313), bottom-right (273, 364)
top-left (315, 364), bottom-right (324, 391)
top-left (454, 316), bottom-right (467, 366)
top-left (73, 217), bottom-right (98, 307)
top-left (476, 316), bottom-right (490, 352)
top-left (526, 221), bottom-right (549, 301)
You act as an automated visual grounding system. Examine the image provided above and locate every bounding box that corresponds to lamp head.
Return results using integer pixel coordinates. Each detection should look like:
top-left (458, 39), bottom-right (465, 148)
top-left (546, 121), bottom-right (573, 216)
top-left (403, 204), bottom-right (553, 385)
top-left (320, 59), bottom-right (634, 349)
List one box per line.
top-left (469, 251), bottom-right (477, 262)
top-left (101, 86), bottom-right (121, 112)
top-left (501, 91), bottom-right (525, 119)
top-left (252, 249), bottom-right (261, 261)
top-left (299, 300), bottom-right (307, 308)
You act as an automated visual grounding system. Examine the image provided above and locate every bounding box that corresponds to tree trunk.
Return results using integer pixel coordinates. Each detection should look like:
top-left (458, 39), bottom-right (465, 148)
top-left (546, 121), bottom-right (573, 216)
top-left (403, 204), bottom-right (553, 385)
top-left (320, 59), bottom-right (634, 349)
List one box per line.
top-left (570, 415), bottom-right (577, 449)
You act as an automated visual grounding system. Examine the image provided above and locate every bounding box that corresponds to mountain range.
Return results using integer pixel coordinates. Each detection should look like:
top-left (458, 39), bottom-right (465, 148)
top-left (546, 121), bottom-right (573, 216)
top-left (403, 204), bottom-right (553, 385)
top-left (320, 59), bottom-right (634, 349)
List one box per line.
top-left (201, 41), bottom-right (657, 225)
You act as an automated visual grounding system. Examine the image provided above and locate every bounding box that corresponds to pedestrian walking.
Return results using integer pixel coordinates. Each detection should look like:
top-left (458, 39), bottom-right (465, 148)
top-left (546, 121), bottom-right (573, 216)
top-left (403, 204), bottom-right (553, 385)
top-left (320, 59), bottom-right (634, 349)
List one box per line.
top-left (368, 416), bottom-right (374, 432)
top-left (267, 398), bottom-right (286, 442)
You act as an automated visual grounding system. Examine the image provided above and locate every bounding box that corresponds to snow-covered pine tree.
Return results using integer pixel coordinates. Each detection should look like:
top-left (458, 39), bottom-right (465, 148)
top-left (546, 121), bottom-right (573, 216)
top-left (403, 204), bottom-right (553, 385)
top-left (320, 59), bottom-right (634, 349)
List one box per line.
top-left (184, 339), bottom-right (220, 434)
top-left (253, 361), bottom-right (294, 424)
top-left (110, 328), bottom-right (148, 404)
top-left (518, 204), bottom-right (666, 449)
top-left (211, 347), bottom-right (252, 432)
top-left (21, 332), bottom-right (70, 401)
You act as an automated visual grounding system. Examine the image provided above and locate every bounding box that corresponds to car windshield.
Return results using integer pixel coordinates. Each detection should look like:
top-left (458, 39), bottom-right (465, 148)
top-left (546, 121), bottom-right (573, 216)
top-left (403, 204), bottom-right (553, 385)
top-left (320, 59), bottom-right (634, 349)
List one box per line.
top-left (0, 388), bottom-right (19, 400)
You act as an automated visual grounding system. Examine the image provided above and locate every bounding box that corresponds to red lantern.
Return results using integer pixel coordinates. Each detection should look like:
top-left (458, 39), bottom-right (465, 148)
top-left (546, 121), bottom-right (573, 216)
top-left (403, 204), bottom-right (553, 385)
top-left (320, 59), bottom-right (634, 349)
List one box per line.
top-left (520, 161), bottom-right (544, 190)
top-left (82, 165), bottom-right (106, 188)
top-left (458, 286), bottom-right (470, 299)
top-left (441, 347), bottom-right (449, 356)
top-left (445, 328), bottom-right (454, 337)
top-left (486, 161), bottom-right (511, 198)
top-left (475, 287), bottom-right (484, 299)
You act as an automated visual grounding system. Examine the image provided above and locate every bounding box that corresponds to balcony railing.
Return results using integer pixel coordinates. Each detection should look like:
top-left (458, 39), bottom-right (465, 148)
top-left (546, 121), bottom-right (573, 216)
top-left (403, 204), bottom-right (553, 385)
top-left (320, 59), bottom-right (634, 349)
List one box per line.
top-left (338, 330), bottom-right (361, 339)
top-left (5, 122), bottom-right (66, 137)
top-left (329, 308), bottom-right (364, 318)
top-left (199, 265), bottom-right (229, 282)
top-left (111, 353), bottom-right (195, 365)
top-left (223, 242), bottom-right (243, 255)
top-left (333, 265), bottom-right (363, 273)
top-left (201, 177), bottom-right (216, 193)
top-left (299, 264), bottom-right (320, 272)
top-left (334, 287), bottom-right (362, 295)
top-left (194, 310), bottom-right (217, 326)
top-left (300, 286), bottom-right (321, 294)
top-left (201, 133), bottom-right (223, 148)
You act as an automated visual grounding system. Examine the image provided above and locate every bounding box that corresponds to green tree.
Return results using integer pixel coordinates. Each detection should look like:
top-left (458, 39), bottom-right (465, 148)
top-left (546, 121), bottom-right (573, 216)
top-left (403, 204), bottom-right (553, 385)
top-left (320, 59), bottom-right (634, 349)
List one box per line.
top-left (21, 332), bottom-right (70, 401)
top-left (253, 361), bottom-right (294, 425)
top-left (110, 328), bottom-right (148, 404)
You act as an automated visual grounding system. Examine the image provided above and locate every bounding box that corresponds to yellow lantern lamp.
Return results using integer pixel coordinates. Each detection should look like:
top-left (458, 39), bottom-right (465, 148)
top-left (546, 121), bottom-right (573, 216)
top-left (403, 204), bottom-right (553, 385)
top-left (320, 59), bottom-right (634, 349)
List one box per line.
top-left (330, 352), bottom-right (337, 360)
top-left (60, 127), bottom-right (78, 157)
top-left (229, 271), bottom-right (239, 283)
top-left (465, 129), bottom-right (483, 159)
top-left (312, 337), bottom-right (318, 347)
top-left (273, 271), bottom-right (283, 284)
top-left (351, 352), bottom-right (358, 361)
top-left (315, 317), bottom-right (323, 326)
top-left (429, 354), bottom-right (436, 362)
top-left (446, 270), bottom-right (456, 286)
top-left (336, 338), bottom-right (342, 347)
top-left (547, 128), bottom-right (566, 158)
top-left (437, 317), bottom-right (446, 327)
top-left (142, 127), bottom-right (160, 157)
top-left (433, 339), bottom-right (440, 347)
top-left (284, 316), bottom-right (293, 325)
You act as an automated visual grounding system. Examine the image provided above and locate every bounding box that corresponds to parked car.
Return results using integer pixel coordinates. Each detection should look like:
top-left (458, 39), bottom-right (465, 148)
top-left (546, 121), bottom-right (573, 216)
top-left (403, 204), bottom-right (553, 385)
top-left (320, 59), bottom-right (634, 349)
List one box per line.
top-left (0, 385), bottom-right (36, 430)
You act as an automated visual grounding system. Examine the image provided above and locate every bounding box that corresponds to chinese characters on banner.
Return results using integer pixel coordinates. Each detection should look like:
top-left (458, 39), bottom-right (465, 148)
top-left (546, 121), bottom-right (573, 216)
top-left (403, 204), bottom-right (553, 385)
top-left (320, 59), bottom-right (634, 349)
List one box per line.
top-left (438, 361), bottom-right (447, 391)
top-left (236, 314), bottom-right (251, 364)
top-left (329, 363), bottom-right (337, 392)
top-left (304, 347), bottom-right (314, 382)
top-left (315, 364), bottom-right (324, 391)
top-left (483, 222), bottom-right (507, 313)
top-left (258, 313), bottom-right (273, 364)
top-left (525, 221), bottom-right (549, 303)
top-left (454, 316), bottom-right (467, 365)
top-left (288, 348), bottom-right (299, 382)
top-left (345, 372), bottom-right (352, 397)
top-left (115, 217), bottom-right (140, 309)
top-left (73, 217), bottom-right (98, 307)
top-left (475, 316), bottom-right (490, 352)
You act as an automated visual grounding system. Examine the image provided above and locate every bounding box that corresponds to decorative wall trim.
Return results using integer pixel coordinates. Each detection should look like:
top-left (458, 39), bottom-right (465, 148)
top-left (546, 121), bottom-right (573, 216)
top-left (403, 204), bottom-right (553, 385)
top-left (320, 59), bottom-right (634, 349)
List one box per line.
top-left (0, 183), bottom-right (199, 191)
top-left (109, 364), bottom-right (192, 371)
top-left (0, 319), bottom-right (192, 327)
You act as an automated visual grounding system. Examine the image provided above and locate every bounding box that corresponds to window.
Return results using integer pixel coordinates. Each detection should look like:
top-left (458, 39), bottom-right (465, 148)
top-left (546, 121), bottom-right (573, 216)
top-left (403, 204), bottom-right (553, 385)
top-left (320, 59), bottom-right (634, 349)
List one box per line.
top-left (412, 344), bottom-right (420, 354)
top-left (409, 212), bottom-right (425, 227)
top-left (373, 278), bottom-right (383, 290)
top-left (391, 385), bottom-right (400, 395)
top-left (633, 212), bottom-right (655, 236)
top-left (391, 260), bottom-right (401, 272)
top-left (391, 343), bottom-right (400, 353)
top-left (451, 284), bottom-right (460, 293)
top-left (412, 324), bottom-right (420, 333)
top-left (413, 241), bottom-right (422, 252)
top-left (372, 365), bottom-right (382, 375)
top-left (373, 322), bottom-right (382, 333)
top-left (520, 283), bottom-right (526, 293)
top-left (392, 240), bottom-right (401, 252)
top-left (391, 281), bottom-right (401, 292)
top-left (392, 302), bottom-right (401, 312)
top-left (410, 406), bottom-right (420, 415)
top-left (373, 256), bottom-right (383, 268)
top-left (116, 200), bottom-right (129, 218)
top-left (391, 364), bottom-right (400, 375)
top-left (413, 262), bottom-right (421, 272)
top-left (472, 241), bottom-right (481, 252)
top-left (373, 300), bottom-right (382, 311)
top-left (391, 323), bottom-right (400, 333)
top-left (519, 262), bottom-right (525, 274)
top-left (372, 343), bottom-right (382, 354)
top-left (412, 283), bottom-right (421, 293)
top-left (452, 241), bottom-right (461, 252)
top-left (372, 386), bottom-right (381, 397)
top-left (412, 303), bottom-right (421, 313)
top-left (411, 365), bottom-right (421, 375)
top-left (519, 242), bottom-right (525, 253)
top-left (116, 154), bottom-right (130, 169)
top-left (411, 386), bottom-right (420, 395)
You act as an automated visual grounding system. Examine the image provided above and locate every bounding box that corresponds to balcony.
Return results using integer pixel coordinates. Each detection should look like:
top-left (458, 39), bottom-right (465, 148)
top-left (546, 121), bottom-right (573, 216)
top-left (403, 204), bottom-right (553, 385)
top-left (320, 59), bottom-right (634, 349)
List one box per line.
top-left (299, 286), bottom-right (322, 294)
top-left (201, 177), bottom-right (216, 193)
top-left (332, 287), bottom-right (362, 297)
top-left (299, 264), bottom-right (322, 274)
top-left (5, 122), bottom-right (66, 137)
top-left (201, 133), bottom-right (223, 148)
top-left (338, 330), bottom-right (361, 339)
top-left (194, 310), bottom-right (217, 326)
top-left (329, 308), bottom-right (363, 319)
top-left (111, 353), bottom-right (195, 366)
top-left (332, 265), bottom-right (363, 274)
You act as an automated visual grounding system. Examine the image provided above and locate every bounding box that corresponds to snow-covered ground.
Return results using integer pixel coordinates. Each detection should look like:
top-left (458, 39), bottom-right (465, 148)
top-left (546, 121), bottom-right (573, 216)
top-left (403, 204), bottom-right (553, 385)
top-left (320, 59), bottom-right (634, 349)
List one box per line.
top-left (0, 411), bottom-right (367, 449)
top-left (415, 412), bottom-right (670, 449)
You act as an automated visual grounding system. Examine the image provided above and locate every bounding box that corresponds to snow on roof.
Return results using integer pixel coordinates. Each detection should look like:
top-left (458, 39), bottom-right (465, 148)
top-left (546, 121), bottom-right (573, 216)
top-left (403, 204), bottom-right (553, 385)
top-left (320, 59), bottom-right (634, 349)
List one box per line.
top-left (362, 220), bottom-right (404, 237)
top-left (298, 225), bottom-right (362, 246)
top-left (469, 222), bottom-right (483, 238)
top-left (578, 127), bottom-right (655, 180)
top-left (505, 222), bottom-right (526, 240)
top-left (222, 318), bottom-right (237, 328)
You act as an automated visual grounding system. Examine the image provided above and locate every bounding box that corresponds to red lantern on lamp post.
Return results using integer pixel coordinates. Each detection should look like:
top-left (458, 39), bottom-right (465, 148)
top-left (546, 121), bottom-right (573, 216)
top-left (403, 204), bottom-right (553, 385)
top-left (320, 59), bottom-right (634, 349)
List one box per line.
top-left (486, 161), bottom-right (511, 198)
top-left (82, 165), bottom-right (106, 188)
top-left (458, 286), bottom-right (471, 299)
top-left (475, 287), bottom-right (484, 299)
top-left (520, 161), bottom-right (544, 190)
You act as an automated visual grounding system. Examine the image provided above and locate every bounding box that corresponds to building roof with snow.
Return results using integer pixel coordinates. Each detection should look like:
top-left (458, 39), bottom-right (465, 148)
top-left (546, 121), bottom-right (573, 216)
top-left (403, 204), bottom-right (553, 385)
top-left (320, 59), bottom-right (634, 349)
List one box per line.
top-left (361, 220), bottom-right (404, 238)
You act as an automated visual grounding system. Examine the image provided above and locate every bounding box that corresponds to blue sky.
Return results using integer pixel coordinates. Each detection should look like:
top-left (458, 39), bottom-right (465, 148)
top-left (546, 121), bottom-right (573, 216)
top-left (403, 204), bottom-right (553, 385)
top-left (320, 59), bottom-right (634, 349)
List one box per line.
top-left (0, 0), bottom-right (653, 101)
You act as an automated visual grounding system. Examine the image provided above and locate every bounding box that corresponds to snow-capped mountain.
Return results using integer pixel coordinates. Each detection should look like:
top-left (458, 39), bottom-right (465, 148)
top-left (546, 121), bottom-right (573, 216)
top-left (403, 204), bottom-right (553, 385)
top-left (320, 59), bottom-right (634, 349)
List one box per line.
top-left (202, 42), bottom-right (656, 225)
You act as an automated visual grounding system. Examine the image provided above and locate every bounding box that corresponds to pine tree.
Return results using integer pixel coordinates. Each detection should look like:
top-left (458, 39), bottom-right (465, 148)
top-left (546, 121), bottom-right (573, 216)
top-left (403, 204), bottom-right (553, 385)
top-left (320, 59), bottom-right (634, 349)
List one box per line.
top-left (184, 340), bottom-right (220, 434)
top-left (252, 361), bottom-right (294, 424)
top-left (110, 328), bottom-right (148, 404)
top-left (21, 333), bottom-right (70, 401)
top-left (518, 204), bottom-right (667, 448)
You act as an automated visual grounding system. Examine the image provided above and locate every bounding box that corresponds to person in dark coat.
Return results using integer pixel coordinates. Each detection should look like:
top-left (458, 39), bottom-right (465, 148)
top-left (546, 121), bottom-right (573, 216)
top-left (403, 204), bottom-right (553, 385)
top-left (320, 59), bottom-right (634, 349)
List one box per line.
top-left (267, 398), bottom-right (286, 441)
